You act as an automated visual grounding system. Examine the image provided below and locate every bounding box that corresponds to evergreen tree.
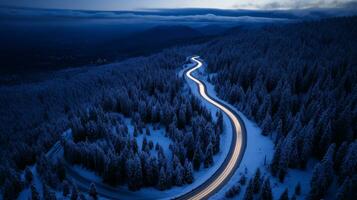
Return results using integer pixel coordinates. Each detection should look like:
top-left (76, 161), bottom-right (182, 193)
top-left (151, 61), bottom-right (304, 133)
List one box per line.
top-left (25, 167), bottom-right (33, 184)
top-left (31, 184), bottom-right (40, 200)
top-left (142, 136), bottom-right (148, 151)
top-left (262, 113), bottom-right (273, 135)
top-left (148, 140), bottom-right (154, 150)
top-left (127, 154), bottom-right (143, 191)
top-left (157, 167), bottom-right (167, 190)
top-left (204, 142), bottom-right (213, 168)
top-left (339, 142), bottom-right (357, 182)
top-left (2, 170), bottom-right (23, 200)
top-left (252, 168), bottom-right (261, 193)
top-left (63, 180), bottom-right (70, 197)
top-left (225, 184), bottom-right (241, 198)
top-left (155, 142), bottom-right (160, 151)
top-left (184, 132), bottom-right (195, 160)
top-left (145, 126), bottom-right (151, 136)
top-left (165, 162), bottom-right (174, 189)
top-left (79, 193), bottom-right (87, 200)
top-left (294, 182), bottom-right (301, 195)
top-left (308, 144), bottom-right (335, 200)
top-left (260, 177), bottom-right (273, 200)
top-left (43, 184), bottom-right (57, 200)
top-left (334, 142), bottom-right (348, 171)
top-left (335, 176), bottom-right (354, 200)
top-left (184, 159), bottom-right (194, 184)
top-left (239, 174), bottom-right (247, 185)
top-left (271, 139), bottom-right (282, 176)
top-left (71, 184), bottom-right (79, 200)
top-left (193, 143), bottom-right (202, 170)
top-left (216, 111), bottom-right (224, 133)
top-left (279, 188), bottom-right (289, 200)
top-left (243, 179), bottom-right (254, 200)
top-left (278, 143), bottom-right (289, 182)
top-left (89, 183), bottom-right (97, 200)
top-left (133, 125), bottom-right (138, 137)
top-left (173, 163), bottom-right (184, 186)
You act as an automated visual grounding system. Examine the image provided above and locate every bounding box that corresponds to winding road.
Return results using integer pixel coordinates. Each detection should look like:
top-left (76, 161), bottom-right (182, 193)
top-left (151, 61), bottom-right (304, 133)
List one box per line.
top-left (174, 56), bottom-right (247, 199)
top-left (61, 56), bottom-right (247, 200)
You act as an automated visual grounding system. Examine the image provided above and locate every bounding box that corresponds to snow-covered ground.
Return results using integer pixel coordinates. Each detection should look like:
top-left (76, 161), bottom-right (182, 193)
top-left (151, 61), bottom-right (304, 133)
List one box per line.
top-left (191, 60), bottom-right (314, 200)
top-left (52, 60), bottom-right (239, 200)
top-left (17, 58), bottom-right (314, 200)
top-left (64, 59), bottom-right (314, 200)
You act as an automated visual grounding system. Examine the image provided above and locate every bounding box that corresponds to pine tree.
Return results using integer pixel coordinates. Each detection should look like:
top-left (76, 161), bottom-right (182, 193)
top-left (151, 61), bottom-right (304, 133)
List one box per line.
top-left (165, 162), bottom-right (174, 189)
top-left (157, 167), bottom-right (167, 190)
top-left (174, 163), bottom-right (184, 186)
top-left (225, 184), bottom-right (241, 198)
top-left (204, 142), bottom-right (213, 168)
top-left (127, 154), bottom-right (143, 191)
top-left (63, 180), bottom-right (70, 196)
top-left (3, 174), bottom-right (23, 200)
top-left (193, 144), bottom-right (202, 171)
top-left (145, 126), bottom-right (151, 136)
top-left (155, 142), bottom-right (160, 151)
top-left (239, 174), bottom-right (247, 185)
top-left (294, 182), bottom-right (301, 195)
top-left (152, 157), bottom-right (161, 185)
top-left (339, 142), bottom-right (357, 182)
top-left (213, 132), bottom-right (220, 154)
top-left (271, 139), bottom-right (282, 176)
top-left (243, 179), bottom-right (254, 200)
top-left (142, 136), bottom-right (148, 151)
top-left (262, 113), bottom-right (273, 136)
top-left (184, 159), bottom-right (194, 184)
top-left (260, 177), bottom-right (273, 200)
top-left (279, 188), bottom-right (289, 200)
top-left (79, 193), bottom-right (86, 200)
top-left (335, 176), bottom-right (354, 200)
top-left (71, 184), bottom-right (79, 200)
top-left (133, 125), bottom-right (138, 137)
top-left (216, 111), bottom-right (224, 133)
top-left (30, 184), bottom-right (40, 200)
top-left (278, 144), bottom-right (289, 182)
top-left (148, 140), bottom-right (154, 150)
top-left (334, 141), bottom-right (348, 171)
top-left (252, 168), bottom-right (261, 193)
top-left (43, 184), bottom-right (57, 200)
top-left (25, 167), bottom-right (33, 184)
top-left (184, 132), bottom-right (195, 160)
top-left (308, 144), bottom-right (335, 200)
top-left (89, 183), bottom-right (98, 200)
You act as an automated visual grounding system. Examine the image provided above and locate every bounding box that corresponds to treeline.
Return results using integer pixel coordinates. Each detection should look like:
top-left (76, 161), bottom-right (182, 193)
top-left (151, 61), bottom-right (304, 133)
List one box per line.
top-left (63, 60), bottom-right (224, 190)
top-left (199, 16), bottom-right (357, 199)
top-left (226, 168), bottom-right (302, 200)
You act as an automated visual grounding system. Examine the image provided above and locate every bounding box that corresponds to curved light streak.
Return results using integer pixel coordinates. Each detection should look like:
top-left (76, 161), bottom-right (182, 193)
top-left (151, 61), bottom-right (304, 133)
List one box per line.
top-left (185, 56), bottom-right (244, 199)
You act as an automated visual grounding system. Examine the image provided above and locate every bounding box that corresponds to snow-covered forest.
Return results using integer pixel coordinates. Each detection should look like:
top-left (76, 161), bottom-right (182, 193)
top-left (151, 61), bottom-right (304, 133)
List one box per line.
top-left (200, 17), bottom-right (356, 200)
top-left (0, 16), bottom-right (356, 200)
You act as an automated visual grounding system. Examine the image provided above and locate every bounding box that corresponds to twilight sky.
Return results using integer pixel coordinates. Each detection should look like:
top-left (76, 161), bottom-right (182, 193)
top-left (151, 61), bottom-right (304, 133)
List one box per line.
top-left (0, 0), bottom-right (355, 10)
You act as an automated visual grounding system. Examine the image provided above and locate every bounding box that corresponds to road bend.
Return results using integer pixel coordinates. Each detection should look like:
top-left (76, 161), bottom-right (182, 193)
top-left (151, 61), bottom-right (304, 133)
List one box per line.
top-left (175, 56), bottom-right (247, 200)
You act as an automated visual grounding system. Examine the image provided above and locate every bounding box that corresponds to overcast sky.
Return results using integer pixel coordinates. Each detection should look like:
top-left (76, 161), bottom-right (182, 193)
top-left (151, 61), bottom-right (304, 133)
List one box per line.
top-left (0, 0), bottom-right (355, 10)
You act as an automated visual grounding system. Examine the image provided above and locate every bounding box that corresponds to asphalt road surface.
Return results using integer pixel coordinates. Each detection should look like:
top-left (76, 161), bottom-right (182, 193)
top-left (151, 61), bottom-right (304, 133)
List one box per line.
top-left (173, 56), bottom-right (247, 200)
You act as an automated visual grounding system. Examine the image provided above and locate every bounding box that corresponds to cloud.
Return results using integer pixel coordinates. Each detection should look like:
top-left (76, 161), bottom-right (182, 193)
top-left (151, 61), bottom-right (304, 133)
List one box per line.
top-left (232, 0), bottom-right (357, 10)
top-left (0, 7), bottom-right (291, 24)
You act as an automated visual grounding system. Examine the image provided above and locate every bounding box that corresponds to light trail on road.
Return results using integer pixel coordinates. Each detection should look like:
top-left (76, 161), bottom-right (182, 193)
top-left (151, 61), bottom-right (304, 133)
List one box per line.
top-left (59, 56), bottom-right (246, 200)
top-left (181, 56), bottom-right (245, 199)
